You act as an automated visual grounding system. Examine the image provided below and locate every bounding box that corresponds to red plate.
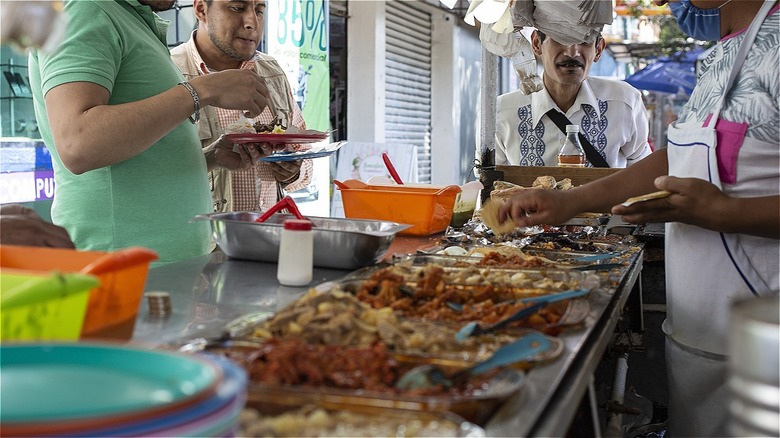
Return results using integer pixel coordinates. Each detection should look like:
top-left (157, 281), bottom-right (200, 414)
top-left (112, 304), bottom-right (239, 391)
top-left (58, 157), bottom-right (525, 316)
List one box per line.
top-left (225, 131), bottom-right (328, 145)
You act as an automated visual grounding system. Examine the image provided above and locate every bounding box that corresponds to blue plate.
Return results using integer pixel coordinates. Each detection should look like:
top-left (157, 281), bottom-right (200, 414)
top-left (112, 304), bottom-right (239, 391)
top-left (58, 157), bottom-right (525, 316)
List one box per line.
top-left (70, 355), bottom-right (246, 437)
top-left (260, 141), bottom-right (346, 163)
top-left (260, 148), bottom-right (339, 162)
top-left (0, 344), bottom-right (221, 424)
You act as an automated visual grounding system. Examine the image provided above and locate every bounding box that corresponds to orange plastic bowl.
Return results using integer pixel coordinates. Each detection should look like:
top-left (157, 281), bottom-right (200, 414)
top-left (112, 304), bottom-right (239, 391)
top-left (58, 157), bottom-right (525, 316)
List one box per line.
top-left (335, 180), bottom-right (461, 236)
top-left (0, 245), bottom-right (158, 340)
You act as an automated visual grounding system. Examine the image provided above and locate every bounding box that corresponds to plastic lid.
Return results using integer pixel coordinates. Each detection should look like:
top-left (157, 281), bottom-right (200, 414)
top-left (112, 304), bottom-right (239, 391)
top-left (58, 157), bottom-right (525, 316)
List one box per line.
top-left (565, 124), bottom-right (580, 133)
top-left (283, 219), bottom-right (312, 231)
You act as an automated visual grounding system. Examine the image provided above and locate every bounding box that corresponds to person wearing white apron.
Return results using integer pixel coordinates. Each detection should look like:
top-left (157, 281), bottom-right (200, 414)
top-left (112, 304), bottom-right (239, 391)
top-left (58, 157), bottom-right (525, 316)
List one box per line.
top-left (661, 0), bottom-right (780, 434)
top-left (497, 1), bottom-right (779, 435)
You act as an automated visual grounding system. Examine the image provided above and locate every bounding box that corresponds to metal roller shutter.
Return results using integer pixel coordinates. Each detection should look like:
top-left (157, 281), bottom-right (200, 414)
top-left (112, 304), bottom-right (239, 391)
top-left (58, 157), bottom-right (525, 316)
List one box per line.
top-left (385, 1), bottom-right (432, 183)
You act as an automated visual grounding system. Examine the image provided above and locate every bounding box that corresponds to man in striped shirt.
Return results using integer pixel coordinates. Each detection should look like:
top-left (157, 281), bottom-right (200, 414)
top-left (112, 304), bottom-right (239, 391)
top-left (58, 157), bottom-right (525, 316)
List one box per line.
top-left (171, 0), bottom-right (312, 212)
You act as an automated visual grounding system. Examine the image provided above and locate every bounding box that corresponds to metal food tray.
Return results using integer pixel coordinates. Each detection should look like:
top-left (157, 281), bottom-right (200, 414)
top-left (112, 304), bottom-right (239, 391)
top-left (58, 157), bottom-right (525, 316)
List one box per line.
top-left (175, 326), bottom-right (564, 373)
top-left (175, 339), bottom-right (526, 426)
top-left (389, 252), bottom-right (564, 269)
top-left (346, 259), bottom-right (602, 293)
top-left (515, 236), bottom-right (623, 252)
top-left (216, 305), bottom-right (566, 368)
top-left (240, 401), bottom-right (486, 437)
top-left (244, 368), bottom-right (525, 426)
top-left (393, 251), bottom-right (617, 272)
top-left (194, 212), bottom-right (411, 269)
top-left (560, 214), bottom-right (611, 227)
top-left (392, 253), bottom-right (604, 275)
top-left (518, 249), bottom-right (629, 263)
top-left (317, 280), bottom-right (591, 332)
top-left (390, 328), bottom-right (566, 369)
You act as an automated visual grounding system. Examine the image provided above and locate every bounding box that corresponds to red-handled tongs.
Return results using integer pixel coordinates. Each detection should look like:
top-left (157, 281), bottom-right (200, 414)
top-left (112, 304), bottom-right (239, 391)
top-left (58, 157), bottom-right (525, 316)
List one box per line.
top-left (381, 152), bottom-right (404, 185)
top-left (254, 196), bottom-right (307, 223)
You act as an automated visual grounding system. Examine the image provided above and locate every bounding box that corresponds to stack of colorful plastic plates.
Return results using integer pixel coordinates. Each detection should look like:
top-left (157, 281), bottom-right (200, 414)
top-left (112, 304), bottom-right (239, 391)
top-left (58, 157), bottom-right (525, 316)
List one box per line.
top-left (0, 343), bottom-right (247, 437)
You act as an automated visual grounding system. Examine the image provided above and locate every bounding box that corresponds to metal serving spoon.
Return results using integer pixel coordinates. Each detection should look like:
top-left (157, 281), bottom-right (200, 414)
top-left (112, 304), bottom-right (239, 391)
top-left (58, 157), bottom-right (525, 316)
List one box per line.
top-left (395, 331), bottom-right (551, 391)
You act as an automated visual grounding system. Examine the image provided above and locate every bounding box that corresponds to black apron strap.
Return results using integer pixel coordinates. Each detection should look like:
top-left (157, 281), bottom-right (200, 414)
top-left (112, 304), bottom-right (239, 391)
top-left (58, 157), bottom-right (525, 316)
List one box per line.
top-left (545, 108), bottom-right (610, 168)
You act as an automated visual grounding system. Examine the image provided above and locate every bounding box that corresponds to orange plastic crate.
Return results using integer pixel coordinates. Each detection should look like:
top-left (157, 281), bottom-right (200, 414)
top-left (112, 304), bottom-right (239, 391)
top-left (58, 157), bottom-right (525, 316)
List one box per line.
top-left (0, 245), bottom-right (158, 340)
top-left (336, 180), bottom-right (461, 236)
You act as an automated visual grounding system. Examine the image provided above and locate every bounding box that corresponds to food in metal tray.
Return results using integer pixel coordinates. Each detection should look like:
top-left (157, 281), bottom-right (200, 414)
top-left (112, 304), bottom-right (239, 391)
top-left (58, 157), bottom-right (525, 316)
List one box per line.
top-left (249, 290), bottom-right (560, 364)
top-left (374, 260), bottom-right (596, 291)
top-left (180, 338), bottom-right (525, 425)
top-left (346, 265), bottom-right (571, 334)
top-left (468, 247), bottom-right (560, 268)
top-left (237, 404), bottom-right (483, 437)
top-left (243, 366), bottom-right (524, 426)
top-left (220, 337), bottom-right (500, 397)
top-left (521, 234), bottom-right (620, 253)
top-left (406, 245), bottom-right (562, 269)
top-left (250, 289), bottom-right (395, 347)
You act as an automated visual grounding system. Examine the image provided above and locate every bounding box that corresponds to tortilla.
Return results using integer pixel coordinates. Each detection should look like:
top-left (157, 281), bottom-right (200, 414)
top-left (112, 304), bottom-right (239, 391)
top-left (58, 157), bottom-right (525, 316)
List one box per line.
top-left (480, 199), bottom-right (517, 236)
top-left (621, 190), bottom-right (672, 207)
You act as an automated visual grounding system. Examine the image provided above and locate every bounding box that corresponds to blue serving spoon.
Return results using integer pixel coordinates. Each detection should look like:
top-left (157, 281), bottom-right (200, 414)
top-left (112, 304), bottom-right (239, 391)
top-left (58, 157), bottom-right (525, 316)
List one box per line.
top-left (395, 331), bottom-right (551, 391)
top-left (570, 251), bottom-right (626, 263)
top-left (455, 289), bottom-right (589, 341)
top-left (572, 263), bottom-right (624, 271)
top-left (445, 288), bottom-right (589, 313)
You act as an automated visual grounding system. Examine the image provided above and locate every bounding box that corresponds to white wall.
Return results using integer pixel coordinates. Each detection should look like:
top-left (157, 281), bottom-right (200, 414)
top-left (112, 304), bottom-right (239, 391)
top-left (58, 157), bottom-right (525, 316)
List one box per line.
top-left (346, 1), bottom-right (386, 142)
top-left (346, 0), bottom-right (481, 186)
top-left (430, 9), bottom-right (459, 185)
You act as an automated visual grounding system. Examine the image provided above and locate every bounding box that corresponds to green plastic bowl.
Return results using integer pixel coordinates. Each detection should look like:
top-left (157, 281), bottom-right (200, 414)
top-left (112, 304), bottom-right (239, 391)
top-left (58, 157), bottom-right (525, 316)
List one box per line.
top-left (0, 270), bottom-right (98, 341)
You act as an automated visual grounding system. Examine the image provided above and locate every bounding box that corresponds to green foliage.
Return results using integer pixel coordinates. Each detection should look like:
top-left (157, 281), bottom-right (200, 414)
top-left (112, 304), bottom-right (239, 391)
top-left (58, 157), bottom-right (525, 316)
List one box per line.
top-left (632, 5), bottom-right (713, 60)
top-left (625, 0), bottom-right (655, 19)
top-left (657, 15), bottom-right (687, 42)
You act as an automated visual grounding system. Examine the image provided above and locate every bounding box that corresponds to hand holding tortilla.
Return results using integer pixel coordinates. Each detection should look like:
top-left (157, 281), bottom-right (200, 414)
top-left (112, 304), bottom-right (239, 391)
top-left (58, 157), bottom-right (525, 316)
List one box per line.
top-left (620, 190), bottom-right (671, 207)
top-left (480, 199), bottom-right (517, 236)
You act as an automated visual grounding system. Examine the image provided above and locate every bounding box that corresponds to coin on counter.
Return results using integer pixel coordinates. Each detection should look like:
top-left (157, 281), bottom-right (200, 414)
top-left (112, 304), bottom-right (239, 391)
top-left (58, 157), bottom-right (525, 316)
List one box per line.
top-left (145, 291), bottom-right (172, 317)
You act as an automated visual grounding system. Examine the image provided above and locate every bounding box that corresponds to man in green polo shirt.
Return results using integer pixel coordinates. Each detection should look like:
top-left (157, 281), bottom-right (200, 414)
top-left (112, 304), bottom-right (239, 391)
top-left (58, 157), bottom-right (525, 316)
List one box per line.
top-left (29, 0), bottom-right (271, 263)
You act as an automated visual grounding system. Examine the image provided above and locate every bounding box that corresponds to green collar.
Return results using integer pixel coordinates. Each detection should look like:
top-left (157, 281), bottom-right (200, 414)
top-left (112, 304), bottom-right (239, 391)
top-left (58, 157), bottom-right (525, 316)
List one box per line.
top-left (115, 0), bottom-right (170, 47)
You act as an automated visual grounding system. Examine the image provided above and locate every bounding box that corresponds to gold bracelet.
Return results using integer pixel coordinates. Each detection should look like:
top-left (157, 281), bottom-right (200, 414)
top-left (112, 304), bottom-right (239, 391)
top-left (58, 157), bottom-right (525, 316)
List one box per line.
top-left (178, 81), bottom-right (200, 124)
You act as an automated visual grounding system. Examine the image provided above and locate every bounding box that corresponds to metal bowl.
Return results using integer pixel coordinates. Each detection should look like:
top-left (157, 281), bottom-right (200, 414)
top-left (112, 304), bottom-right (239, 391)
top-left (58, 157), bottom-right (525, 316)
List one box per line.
top-left (194, 212), bottom-right (411, 270)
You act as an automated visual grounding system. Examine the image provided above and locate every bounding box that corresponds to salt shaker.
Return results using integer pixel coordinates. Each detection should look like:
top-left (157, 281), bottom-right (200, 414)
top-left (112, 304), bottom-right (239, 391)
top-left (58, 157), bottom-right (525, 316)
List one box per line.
top-left (277, 219), bottom-right (313, 286)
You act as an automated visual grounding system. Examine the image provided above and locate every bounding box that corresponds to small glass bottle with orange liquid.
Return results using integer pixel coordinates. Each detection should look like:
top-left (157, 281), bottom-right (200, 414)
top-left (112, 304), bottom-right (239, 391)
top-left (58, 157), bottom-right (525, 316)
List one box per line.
top-left (558, 124), bottom-right (586, 167)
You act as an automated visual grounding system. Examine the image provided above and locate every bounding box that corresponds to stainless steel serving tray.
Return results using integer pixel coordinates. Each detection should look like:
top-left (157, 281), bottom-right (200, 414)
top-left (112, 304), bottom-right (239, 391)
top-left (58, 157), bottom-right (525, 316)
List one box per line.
top-left (349, 255), bottom-right (602, 291)
top-left (173, 337), bottom-right (527, 426)
top-left (194, 212), bottom-right (411, 270)
top-left (240, 401), bottom-right (486, 437)
top-left (560, 214), bottom-right (610, 227)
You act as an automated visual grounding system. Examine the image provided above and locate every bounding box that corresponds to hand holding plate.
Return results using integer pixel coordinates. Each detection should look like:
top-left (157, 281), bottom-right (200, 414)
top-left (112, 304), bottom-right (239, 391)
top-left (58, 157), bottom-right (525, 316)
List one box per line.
top-left (270, 159), bottom-right (303, 183)
top-left (211, 135), bottom-right (258, 170)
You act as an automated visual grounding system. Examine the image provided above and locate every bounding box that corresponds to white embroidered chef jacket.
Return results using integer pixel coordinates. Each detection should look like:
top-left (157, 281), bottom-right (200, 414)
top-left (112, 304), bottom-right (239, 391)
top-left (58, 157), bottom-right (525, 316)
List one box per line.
top-left (494, 77), bottom-right (651, 167)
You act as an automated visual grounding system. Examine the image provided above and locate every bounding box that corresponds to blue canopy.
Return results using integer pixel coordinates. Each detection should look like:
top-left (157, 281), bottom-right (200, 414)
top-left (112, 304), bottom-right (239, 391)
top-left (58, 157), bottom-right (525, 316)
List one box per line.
top-left (624, 50), bottom-right (703, 95)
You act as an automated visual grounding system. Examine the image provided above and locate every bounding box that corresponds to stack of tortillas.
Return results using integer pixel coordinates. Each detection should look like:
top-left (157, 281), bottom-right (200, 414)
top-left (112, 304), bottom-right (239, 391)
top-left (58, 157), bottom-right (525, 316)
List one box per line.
top-left (480, 199), bottom-right (517, 236)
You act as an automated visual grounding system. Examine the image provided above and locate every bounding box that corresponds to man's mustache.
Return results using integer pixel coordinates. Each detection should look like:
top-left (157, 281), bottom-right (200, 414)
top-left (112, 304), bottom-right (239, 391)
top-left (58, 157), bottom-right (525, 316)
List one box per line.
top-left (556, 58), bottom-right (585, 68)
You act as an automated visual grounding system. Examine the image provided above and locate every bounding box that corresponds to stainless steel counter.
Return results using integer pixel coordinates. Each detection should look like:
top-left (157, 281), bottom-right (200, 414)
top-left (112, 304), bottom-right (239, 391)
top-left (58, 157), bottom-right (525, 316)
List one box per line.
top-left (131, 246), bottom-right (643, 437)
top-left (488, 251), bottom-right (643, 436)
top-left (131, 251), bottom-right (350, 347)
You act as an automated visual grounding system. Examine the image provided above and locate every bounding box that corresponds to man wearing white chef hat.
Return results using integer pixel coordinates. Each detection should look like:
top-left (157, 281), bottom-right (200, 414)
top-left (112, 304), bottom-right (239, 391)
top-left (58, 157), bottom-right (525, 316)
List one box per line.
top-left (463, 0), bottom-right (648, 168)
top-left (492, 29), bottom-right (651, 168)
top-left (171, 0), bottom-right (313, 213)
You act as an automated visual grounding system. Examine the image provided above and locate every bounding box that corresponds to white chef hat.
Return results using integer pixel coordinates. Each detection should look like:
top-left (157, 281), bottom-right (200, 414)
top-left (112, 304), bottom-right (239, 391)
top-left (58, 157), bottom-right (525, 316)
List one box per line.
top-left (457, 0), bottom-right (611, 50)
